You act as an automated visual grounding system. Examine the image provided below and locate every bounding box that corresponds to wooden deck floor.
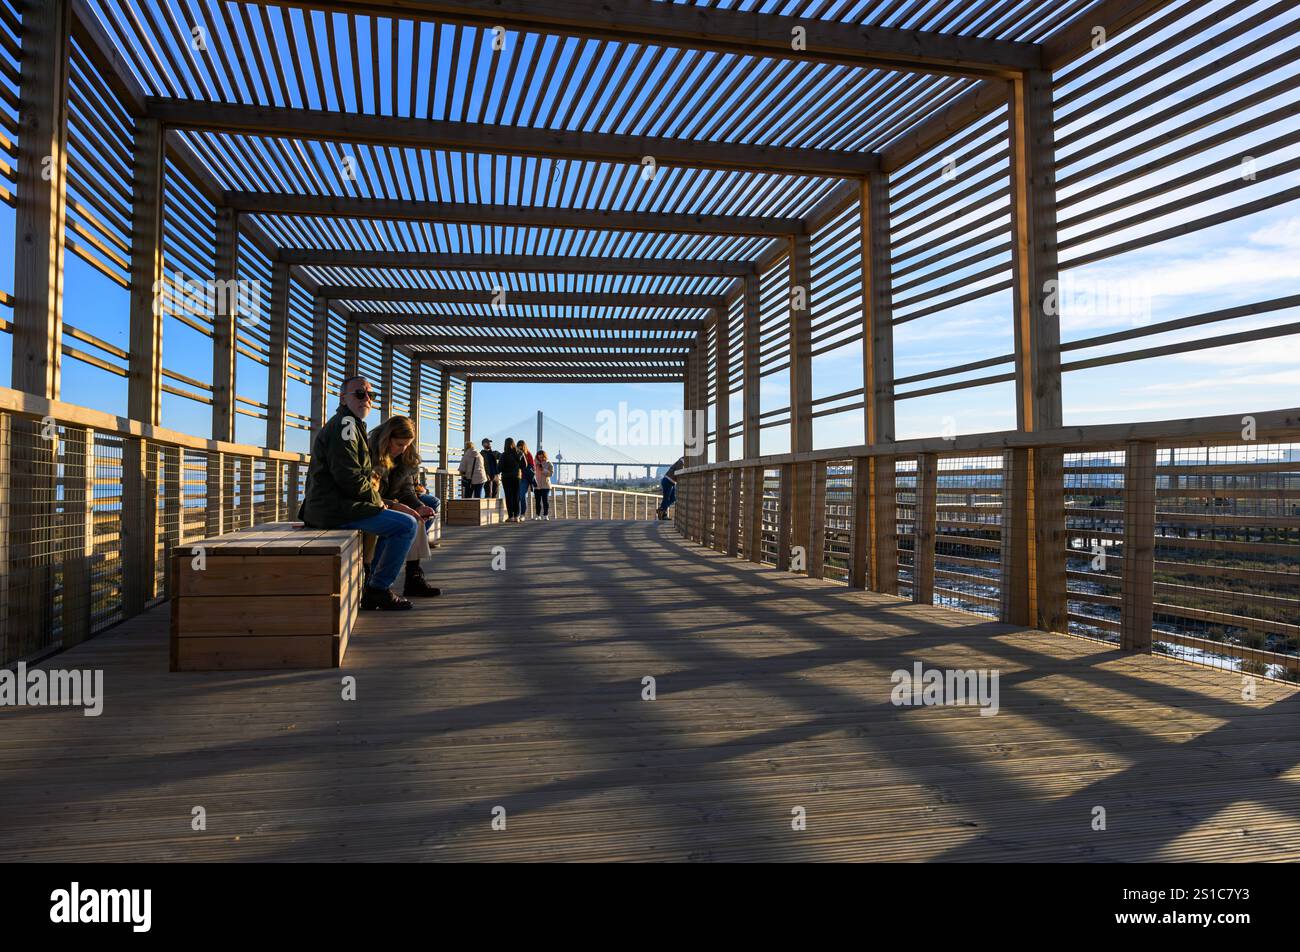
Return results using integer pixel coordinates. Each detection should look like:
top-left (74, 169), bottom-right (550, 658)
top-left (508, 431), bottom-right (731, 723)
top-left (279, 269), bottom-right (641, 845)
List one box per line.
top-left (3, 520), bottom-right (1298, 862)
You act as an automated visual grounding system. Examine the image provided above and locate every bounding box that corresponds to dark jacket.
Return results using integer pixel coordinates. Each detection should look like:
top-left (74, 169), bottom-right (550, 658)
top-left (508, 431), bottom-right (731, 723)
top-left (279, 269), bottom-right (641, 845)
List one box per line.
top-left (520, 451), bottom-right (536, 486)
top-left (366, 430), bottom-right (424, 510)
top-left (298, 405), bottom-right (384, 528)
top-left (664, 457), bottom-right (686, 483)
top-left (481, 448), bottom-right (501, 478)
top-left (498, 447), bottom-right (524, 478)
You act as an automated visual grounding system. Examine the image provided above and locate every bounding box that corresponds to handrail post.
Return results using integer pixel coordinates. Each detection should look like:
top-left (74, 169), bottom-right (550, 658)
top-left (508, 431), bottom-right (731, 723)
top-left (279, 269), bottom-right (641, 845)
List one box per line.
top-left (61, 426), bottom-right (94, 645)
top-left (873, 455), bottom-right (898, 593)
top-left (913, 452), bottom-right (938, 603)
top-left (726, 469), bottom-right (741, 556)
top-left (1000, 448), bottom-right (1031, 625)
top-left (1121, 440), bottom-right (1157, 651)
top-left (745, 467), bottom-right (763, 562)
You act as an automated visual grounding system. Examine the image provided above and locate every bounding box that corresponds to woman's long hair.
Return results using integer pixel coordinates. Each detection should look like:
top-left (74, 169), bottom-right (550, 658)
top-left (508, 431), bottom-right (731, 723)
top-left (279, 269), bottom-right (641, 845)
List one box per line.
top-left (503, 437), bottom-right (516, 452)
top-left (373, 416), bottom-right (420, 476)
top-left (517, 439), bottom-right (530, 457)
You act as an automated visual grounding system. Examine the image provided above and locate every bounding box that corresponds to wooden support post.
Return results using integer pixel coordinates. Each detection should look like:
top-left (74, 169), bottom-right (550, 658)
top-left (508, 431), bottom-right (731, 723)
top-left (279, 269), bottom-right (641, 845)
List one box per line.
top-left (777, 463), bottom-right (794, 571)
top-left (705, 471), bottom-right (718, 548)
top-left (121, 438), bottom-right (158, 616)
top-left (850, 457), bottom-right (870, 589)
top-left (913, 452), bottom-right (938, 604)
top-left (211, 206), bottom-right (238, 443)
top-left (872, 456), bottom-right (898, 594)
top-left (999, 448), bottom-right (1031, 626)
top-left (128, 116), bottom-right (165, 426)
top-left (287, 460), bottom-right (301, 520)
top-left (789, 234), bottom-right (813, 454)
top-left (1009, 68), bottom-right (1067, 634)
top-left (789, 460), bottom-right (812, 574)
top-left (380, 339), bottom-right (394, 420)
top-left (438, 372), bottom-right (451, 474)
top-left (714, 307), bottom-right (730, 462)
top-left (8, 0), bottom-right (70, 658)
top-left (309, 296), bottom-right (330, 438)
top-left (408, 360), bottom-right (422, 447)
top-left (265, 261), bottom-right (290, 450)
top-left (726, 469), bottom-right (741, 557)
top-left (1121, 441), bottom-right (1157, 651)
top-left (462, 379), bottom-right (473, 448)
top-left (808, 461), bottom-right (827, 579)
top-left (240, 455), bottom-right (255, 529)
top-left (742, 273), bottom-right (761, 459)
top-left (60, 426), bottom-right (94, 646)
top-left (12, 0), bottom-right (69, 400)
top-left (862, 171), bottom-right (895, 447)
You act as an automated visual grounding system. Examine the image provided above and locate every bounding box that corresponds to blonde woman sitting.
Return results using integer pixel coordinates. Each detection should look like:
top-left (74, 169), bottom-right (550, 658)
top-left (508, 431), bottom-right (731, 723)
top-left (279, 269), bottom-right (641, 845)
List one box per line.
top-left (366, 416), bottom-right (440, 597)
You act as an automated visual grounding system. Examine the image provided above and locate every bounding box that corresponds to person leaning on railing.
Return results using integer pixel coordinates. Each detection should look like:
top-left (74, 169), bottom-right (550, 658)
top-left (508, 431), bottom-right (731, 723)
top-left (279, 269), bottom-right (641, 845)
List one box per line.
top-left (367, 416), bottom-right (441, 599)
top-left (298, 375), bottom-right (418, 611)
top-left (657, 456), bottom-right (685, 520)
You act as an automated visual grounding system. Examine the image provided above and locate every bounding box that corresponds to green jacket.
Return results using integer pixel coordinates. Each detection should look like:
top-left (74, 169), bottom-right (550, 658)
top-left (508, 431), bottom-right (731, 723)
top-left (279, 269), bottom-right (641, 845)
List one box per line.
top-left (298, 405), bottom-right (384, 528)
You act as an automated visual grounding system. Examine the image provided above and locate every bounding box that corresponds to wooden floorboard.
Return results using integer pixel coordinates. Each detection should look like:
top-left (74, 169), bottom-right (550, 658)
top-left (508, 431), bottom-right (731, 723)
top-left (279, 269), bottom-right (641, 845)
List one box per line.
top-left (2, 520), bottom-right (1297, 862)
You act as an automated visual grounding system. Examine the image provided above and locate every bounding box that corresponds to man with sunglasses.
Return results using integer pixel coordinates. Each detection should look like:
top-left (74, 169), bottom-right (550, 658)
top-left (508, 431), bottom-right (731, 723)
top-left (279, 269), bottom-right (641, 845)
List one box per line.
top-left (299, 375), bottom-right (419, 611)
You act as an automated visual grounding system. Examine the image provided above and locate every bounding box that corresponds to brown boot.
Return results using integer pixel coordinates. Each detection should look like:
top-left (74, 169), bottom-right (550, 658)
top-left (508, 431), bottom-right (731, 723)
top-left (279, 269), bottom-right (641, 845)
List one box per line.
top-left (403, 561), bottom-right (441, 597)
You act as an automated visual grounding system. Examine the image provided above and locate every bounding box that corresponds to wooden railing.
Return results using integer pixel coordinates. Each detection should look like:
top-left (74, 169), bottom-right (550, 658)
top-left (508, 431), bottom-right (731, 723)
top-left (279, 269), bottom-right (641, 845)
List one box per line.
top-left (675, 409), bottom-right (1300, 683)
top-left (436, 472), bottom-right (659, 521)
top-left (0, 388), bottom-right (310, 665)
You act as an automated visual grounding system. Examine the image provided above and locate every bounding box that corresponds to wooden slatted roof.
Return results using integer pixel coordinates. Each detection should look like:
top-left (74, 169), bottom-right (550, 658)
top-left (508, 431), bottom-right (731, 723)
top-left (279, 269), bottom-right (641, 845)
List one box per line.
top-left (80, 0), bottom-right (1111, 382)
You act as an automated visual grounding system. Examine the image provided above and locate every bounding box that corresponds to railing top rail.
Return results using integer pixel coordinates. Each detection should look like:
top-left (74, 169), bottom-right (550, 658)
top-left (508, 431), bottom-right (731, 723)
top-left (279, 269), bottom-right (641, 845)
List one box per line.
top-left (0, 386), bottom-right (312, 464)
top-left (679, 407), bottom-right (1300, 475)
top-left (551, 483), bottom-right (659, 498)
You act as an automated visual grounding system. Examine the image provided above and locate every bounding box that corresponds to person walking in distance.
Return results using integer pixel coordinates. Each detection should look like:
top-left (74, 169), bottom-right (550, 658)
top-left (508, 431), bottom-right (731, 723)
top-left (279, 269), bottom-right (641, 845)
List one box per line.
top-left (533, 449), bottom-right (554, 520)
top-left (498, 437), bottom-right (524, 523)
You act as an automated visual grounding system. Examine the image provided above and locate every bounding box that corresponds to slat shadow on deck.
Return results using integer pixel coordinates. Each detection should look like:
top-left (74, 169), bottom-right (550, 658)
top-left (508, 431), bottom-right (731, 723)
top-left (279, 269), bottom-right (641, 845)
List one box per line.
top-left (2, 521), bottom-right (1297, 862)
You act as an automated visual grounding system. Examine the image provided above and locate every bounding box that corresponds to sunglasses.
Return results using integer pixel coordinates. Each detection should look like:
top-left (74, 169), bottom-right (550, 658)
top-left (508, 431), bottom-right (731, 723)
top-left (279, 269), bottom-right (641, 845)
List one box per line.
top-left (351, 388), bottom-right (375, 402)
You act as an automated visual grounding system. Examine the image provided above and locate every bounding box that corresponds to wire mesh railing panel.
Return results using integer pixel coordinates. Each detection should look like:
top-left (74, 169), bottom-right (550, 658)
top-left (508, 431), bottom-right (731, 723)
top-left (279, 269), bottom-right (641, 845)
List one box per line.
top-left (1064, 449), bottom-right (1126, 644)
top-left (932, 454), bottom-right (1003, 618)
top-left (895, 457), bottom-right (917, 598)
top-left (822, 460), bottom-right (854, 584)
top-left (1151, 443), bottom-right (1299, 683)
top-left (760, 467), bottom-right (781, 566)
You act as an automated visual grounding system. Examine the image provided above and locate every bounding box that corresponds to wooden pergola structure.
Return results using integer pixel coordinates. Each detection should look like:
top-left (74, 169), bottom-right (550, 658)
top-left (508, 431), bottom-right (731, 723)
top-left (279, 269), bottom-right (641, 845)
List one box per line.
top-left (0, 0), bottom-right (1297, 682)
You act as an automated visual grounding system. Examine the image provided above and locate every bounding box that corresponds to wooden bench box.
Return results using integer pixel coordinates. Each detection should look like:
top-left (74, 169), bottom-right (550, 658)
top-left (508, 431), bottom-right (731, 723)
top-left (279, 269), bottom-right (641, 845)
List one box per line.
top-left (444, 497), bottom-right (505, 526)
top-left (170, 524), bottom-right (362, 671)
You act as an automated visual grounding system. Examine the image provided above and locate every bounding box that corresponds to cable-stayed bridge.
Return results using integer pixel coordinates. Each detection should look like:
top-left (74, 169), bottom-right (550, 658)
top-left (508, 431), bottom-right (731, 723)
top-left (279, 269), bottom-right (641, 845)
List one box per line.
top-left (462, 412), bottom-right (676, 484)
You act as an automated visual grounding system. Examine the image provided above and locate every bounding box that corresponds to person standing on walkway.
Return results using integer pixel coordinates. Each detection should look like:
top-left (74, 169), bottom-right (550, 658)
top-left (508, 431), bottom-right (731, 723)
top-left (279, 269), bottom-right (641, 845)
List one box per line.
top-left (299, 376), bottom-right (417, 611)
top-left (499, 437), bottom-right (524, 522)
top-left (481, 438), bottom-right (501, 498)
top-left (657, 456), bottom-right (685, 520)
top-left (533, 449), bottom-right (554, 520)
top-left (459, 441), bottom-right (487, 498)
top-left (516, 439), bottom-right (536, 520)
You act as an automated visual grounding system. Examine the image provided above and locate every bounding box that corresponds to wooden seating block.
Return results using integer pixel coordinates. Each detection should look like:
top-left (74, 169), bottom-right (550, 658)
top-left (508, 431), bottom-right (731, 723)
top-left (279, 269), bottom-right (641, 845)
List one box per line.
top-left (444, 497), bottom-right (505, 525)
top-left (170, 523), bottom-right (362, 671)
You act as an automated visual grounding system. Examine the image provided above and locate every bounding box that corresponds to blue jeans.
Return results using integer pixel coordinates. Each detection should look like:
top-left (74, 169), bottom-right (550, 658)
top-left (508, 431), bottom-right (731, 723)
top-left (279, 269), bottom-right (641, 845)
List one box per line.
top-left (341, 509), bottom-right (419, 590)
top-left (660, 477), bottom-right (676, 512)
top-left (418, 492), bottom-right (440, 512)
top-left (518, 479), bottom-right (533, 516)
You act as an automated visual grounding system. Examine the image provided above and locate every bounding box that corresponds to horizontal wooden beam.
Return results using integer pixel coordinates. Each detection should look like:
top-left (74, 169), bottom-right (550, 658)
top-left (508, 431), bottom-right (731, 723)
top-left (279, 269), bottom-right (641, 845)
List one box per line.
top-left (225, 191), bottom-right (805, 235)
top-left (352, 312), bottom-right (705, 331)
top-left (251, 0), bottom-right (1040, 78)
top-left (327, 288), bottom-right (723, 308)
top-left (283, 249), bottom-right (754, 276)
top-left (150, 99), bottom-right (875, 178)
top-left (428, 353), bottom-right (687, 365)
top-left (464, 374), bottom-right (684, 383)
top-left (386, 334), bottom-right (693, 348)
